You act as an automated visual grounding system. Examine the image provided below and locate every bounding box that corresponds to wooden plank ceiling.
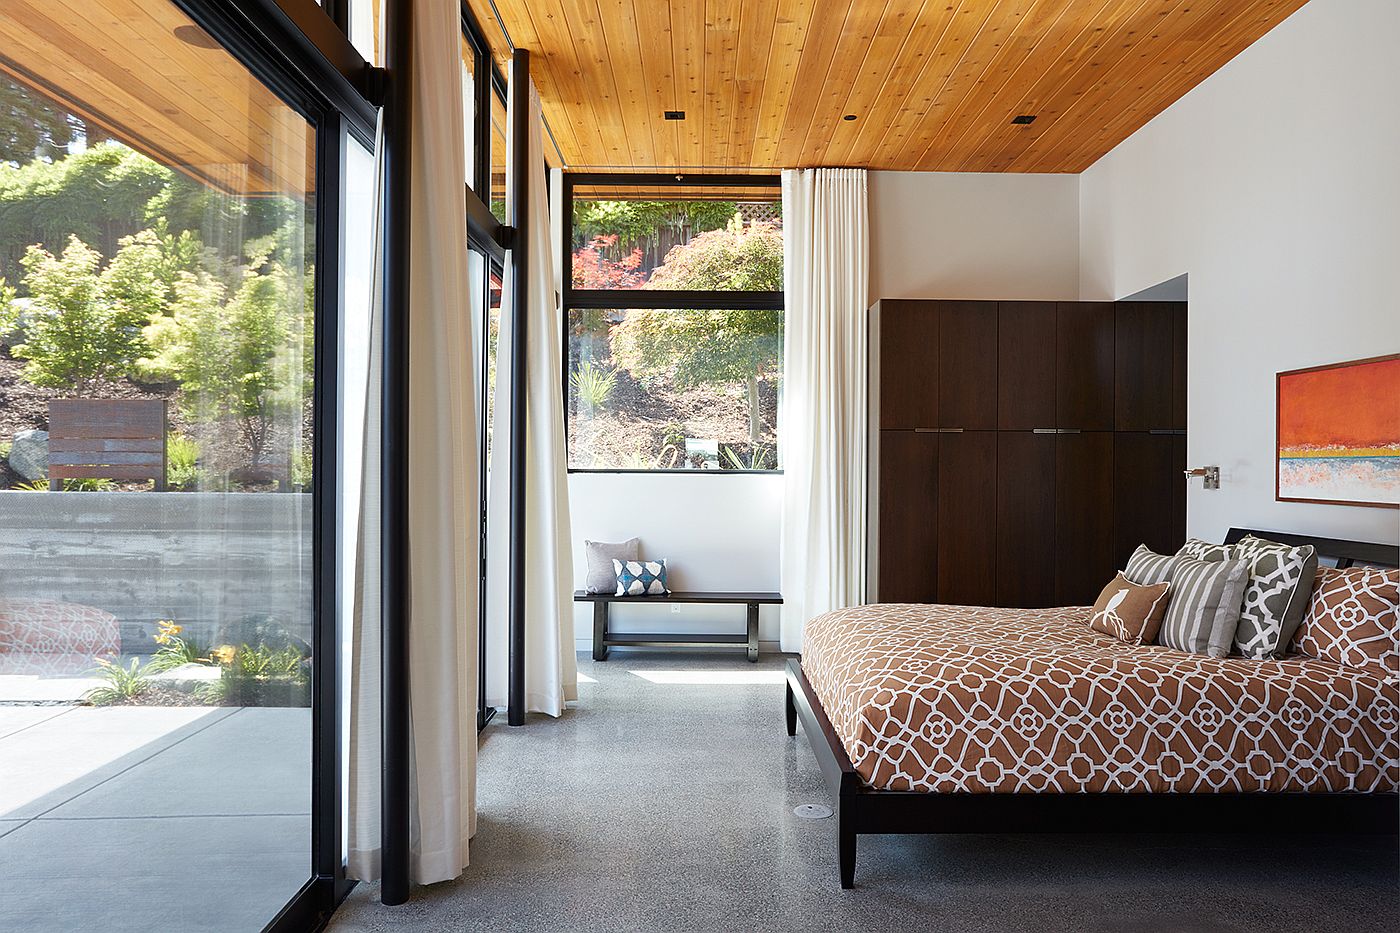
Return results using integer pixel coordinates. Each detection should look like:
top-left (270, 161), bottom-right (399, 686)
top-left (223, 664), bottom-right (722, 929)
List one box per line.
top-left (468, 0), bottom-right (1309, 174)
top-left (0, 1), bottom-right (313, 197)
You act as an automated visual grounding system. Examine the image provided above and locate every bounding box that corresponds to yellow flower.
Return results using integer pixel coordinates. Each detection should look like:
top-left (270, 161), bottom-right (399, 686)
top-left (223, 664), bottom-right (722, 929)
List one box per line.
top-left (211, 645), bottom-right (237, 665)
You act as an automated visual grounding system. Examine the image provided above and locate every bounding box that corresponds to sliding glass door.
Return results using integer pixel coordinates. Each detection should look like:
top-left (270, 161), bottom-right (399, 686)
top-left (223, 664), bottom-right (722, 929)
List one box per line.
top-left (0, 2), bottom-right (367, 928)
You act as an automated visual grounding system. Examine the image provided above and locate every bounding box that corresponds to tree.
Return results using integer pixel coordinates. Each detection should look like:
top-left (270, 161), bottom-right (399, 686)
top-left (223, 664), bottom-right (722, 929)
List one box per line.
top-left (0, 76), bottom-right (83, 165)
top-left (609, 215), bottom-right (784, 443)
top-left (140, 248), bottom-right (309, 468)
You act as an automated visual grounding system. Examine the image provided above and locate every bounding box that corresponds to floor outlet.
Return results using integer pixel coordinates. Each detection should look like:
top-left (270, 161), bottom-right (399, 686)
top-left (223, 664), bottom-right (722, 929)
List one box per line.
top-left (793, 804), bottom-right (833, 820)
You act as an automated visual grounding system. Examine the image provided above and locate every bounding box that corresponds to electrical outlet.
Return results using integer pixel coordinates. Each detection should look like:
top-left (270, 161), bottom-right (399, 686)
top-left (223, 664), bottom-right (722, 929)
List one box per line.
top-left (670, 604), bottom-right (681, 614)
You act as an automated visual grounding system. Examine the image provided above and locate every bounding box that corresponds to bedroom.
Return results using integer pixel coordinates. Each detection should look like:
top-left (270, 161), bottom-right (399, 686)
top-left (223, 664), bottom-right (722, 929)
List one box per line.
top-left (0, 1), bottom-right (1394, 932)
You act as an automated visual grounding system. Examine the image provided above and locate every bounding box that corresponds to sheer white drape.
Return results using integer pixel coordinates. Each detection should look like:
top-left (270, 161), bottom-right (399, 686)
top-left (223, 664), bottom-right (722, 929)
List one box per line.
top-left (778, 168), bottom-right (870, 652)
top-left (484, 79), bottom-right (576, 716)
top-left (348, 0), bottom-right (479, 886)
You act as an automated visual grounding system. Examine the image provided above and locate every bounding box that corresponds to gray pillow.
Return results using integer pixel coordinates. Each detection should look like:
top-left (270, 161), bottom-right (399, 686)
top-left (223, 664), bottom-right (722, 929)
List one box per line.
top-left (585, 537), bottom-right (640, 594)
top-left (1157, 556), bottom-right (1250, 658)
top-left (1231, 535), bottom-right (1318, 659)
top-left (1177, 538), bottom-right (1233, 562)
top-left (1123, 544), bottom-right (1180, 586)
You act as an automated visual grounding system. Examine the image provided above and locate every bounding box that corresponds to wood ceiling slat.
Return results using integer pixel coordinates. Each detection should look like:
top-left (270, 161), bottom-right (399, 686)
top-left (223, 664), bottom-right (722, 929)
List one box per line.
top-left (1036, 0), bottom-right (1309, 173)
top-left (465, 0), bottom-right (1312, 173)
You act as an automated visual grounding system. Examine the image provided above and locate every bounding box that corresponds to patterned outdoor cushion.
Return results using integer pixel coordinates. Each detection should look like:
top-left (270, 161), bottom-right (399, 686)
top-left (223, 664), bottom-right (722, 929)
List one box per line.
top-left (613, 559), bottom-right (670, 596)
top-left (1178, 538), bottom-right (1234, 562)
top-left (0, 598), bottom-right (120, 676)
top-left (1087, 573), bottom-right (1172, 645)
top-left (1123, 544), bottom-right (1180, 586)
top-left (1231, 535), bottom-right (1319, 659)
top-left (1157, 556), bottom-right (1250, 658)
top-left (1291, 567), bottom-right (1399, 678)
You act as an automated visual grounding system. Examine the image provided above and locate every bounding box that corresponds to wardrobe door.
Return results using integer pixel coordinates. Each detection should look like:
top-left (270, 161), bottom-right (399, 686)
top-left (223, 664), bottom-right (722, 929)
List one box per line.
top-left (1057, 302), bottom-right (1115, 430)
top-left (938, 301), bottom-right (998, 429)
top-left (998, 302), bottom-right (1056, 430)
top-left (877, 430), bottom-right (938, 603)
top-left (996, 431), bottom-right (1056, 607)
top-left (1112, 432), bottom-right (1184, 569)
top-left (1170, 302), bottom-right (1188, 431)
top-left (937, 430), bottom-right (997, 606)
top-left (1115, 302), bottom-right (1176, 431)
top-left (1055, 432), bottom-right (1115, 606)
top-left (879, 300), bottom-right (939, 429)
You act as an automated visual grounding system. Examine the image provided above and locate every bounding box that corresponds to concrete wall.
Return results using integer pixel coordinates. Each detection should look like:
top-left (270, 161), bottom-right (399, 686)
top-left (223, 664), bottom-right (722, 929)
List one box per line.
top-left (1079, 0), bottom-right (1400, 546)
top-left (0, 491), bottom-right (314, 651)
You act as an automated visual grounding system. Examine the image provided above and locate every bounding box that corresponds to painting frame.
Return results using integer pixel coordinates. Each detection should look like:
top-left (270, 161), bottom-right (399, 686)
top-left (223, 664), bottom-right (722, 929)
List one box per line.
top-left (1276, 353), bottom-right (1400, 510)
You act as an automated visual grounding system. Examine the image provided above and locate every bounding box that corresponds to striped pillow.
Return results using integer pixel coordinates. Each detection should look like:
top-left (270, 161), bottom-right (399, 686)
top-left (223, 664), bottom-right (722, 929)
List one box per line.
top-left (1123, 544), bottom-right (1179, 586)
top-left (1157, 556), bottom-right (1250, 657)
top-left (1178, 538), bottom-right (1233, 562)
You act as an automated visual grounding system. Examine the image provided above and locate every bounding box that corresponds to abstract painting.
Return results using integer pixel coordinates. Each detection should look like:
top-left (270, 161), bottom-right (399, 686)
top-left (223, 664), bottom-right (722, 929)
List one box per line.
top-left (1277, 354), bottom-right (1399, 508)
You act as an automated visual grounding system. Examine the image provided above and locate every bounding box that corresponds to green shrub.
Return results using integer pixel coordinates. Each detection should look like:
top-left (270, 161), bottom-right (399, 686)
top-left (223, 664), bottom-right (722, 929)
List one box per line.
top-left (166, 433), bottom-right (204, 489)
top-left (83, 657), bottom-right (152, 706)
top-left (146, 620), bottom-right (208, 673)
top-left (570, 360), bottom-right (618, 410)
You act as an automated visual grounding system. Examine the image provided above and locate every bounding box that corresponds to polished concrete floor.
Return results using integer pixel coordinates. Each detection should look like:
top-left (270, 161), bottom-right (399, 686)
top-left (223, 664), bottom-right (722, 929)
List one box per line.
top-left (0, 706), bottom-right (310, 932)
top-left (331, 651), bottom-right (1400, 933)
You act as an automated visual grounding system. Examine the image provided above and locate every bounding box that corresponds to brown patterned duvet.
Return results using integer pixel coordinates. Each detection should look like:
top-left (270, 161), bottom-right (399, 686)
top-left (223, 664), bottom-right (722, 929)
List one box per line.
top-left (802, 604), bottom-right (1399, 794)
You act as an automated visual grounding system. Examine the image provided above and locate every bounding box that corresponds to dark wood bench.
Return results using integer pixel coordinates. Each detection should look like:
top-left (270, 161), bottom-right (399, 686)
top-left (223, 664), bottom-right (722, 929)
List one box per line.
top-left (48, 399), bottom-right (167, 491)
top-left (573, 590), bottom-right (783, 663)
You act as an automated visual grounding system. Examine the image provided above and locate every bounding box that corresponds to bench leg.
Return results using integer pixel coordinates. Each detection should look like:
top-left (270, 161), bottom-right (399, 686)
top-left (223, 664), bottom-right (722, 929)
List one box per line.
top-left (592, 602), bottom-right (609, 661)
top-left (839, 806), bottom-right (856, 889)
top-left (747, 602), bottom-right (759, 663)
top-left (785, 681), bottom-right (797, 736)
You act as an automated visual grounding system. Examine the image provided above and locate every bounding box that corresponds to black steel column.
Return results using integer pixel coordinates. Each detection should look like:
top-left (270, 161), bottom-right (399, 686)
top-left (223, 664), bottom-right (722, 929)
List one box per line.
top-left (506, 50), bottom-right (531, 727)
top-left (380, 0), bottom-right (413, 909)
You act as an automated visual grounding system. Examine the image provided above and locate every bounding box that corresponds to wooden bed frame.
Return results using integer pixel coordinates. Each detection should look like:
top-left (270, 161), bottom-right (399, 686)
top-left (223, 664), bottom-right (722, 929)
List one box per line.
top-left (784, 528), bottom-right (1400, 888)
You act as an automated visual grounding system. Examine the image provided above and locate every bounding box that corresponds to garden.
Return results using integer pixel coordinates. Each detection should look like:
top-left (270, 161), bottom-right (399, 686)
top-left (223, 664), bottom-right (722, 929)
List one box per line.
top-left (566, 198), bottom-right (784, 471)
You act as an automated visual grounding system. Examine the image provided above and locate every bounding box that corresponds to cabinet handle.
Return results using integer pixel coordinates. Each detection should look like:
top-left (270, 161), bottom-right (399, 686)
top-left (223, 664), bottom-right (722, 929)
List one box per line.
top-left (914, 427), bottom-right (938, 433)
top-left (939, 427), bottom-right (964, 433)
top-left (1057, 428), bottom-right (1081, 434)
top-left (1032, 428), bottom-right (1057, 434)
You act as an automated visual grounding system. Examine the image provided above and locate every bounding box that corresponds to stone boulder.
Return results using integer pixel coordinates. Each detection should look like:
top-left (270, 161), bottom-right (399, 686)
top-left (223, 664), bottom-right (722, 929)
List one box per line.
top-left (8, 429), bottom-right (48, 481)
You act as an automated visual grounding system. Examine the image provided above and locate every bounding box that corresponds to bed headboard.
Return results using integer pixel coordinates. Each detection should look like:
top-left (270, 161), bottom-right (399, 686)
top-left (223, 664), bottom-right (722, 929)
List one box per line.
top-left (1225, 528), bottom-right (1399, 569)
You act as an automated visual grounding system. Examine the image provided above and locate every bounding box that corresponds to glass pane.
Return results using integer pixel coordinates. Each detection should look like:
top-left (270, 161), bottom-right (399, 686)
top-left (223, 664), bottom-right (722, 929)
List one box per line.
top-left (0, 3), bottom-right (316, 928)
top-left (570, 196), bottom-right (783, 290)
top-left (460, 34), bottom-right (476, 190)
top-left (486, 264), bottom-right (503, 460)
top-left (349, 0), bottom-right (383, 66)
top-left (490, 91), bottom-right (507, 223)
top-left (566, 308), bottom-right (782, 470)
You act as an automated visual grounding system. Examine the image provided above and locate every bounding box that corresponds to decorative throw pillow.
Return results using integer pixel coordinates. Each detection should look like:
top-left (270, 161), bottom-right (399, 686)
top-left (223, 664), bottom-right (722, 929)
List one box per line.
top-left (1230, 535), bottom-right (1319, 659)
top-left (1087, 573), bottom-right (1172, 645)
top-left (1178, 538), bottom-right (1233, 562)
top-left (1123, 544), bottom-right (1180, 586)
top-left (585, 537), bottom-right (640, 594)
top-left (1291, 567), bottom-right (1399, 678)
top-left (1156, 556), bottom-right (1250, 658)
top-left (614, 559), bottom-right (670, 597)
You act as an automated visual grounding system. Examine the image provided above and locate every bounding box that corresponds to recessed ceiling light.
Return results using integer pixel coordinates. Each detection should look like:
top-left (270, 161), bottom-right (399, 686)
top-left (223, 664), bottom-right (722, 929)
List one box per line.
top-left (663, 110), bottom-right (685, 121)
top-left (1011, 114), bottom-right (1037, 125)
top-left (173, 24), bottom-right (221, 49)
top-left (843, 114), bottom-right (857, 121)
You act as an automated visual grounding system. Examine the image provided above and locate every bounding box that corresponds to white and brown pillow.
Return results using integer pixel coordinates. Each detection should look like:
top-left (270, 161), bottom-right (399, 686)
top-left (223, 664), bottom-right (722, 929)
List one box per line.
top-left (1087, 573), bottom-right (1171, 645)
top-left (1291, 567), bottom-right (1399, 678)
top-left (1157, 556), bottom-right (1250, 658)
top-left (1231, 535), bottom-right (1318, 659)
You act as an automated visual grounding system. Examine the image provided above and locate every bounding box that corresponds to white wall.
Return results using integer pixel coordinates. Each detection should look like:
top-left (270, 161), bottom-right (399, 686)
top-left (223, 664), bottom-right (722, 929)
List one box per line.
top-left (870, 171), bottom-right (1080, 300)
top-left (1080, 0), bottom-right (1400, 546)
top-left (567, 473), bottom-right (783, 649)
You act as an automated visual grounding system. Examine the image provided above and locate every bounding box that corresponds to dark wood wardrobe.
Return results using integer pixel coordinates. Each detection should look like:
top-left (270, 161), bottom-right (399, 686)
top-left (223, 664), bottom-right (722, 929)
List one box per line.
top-left (871, 299), bottom-right (1186, 608)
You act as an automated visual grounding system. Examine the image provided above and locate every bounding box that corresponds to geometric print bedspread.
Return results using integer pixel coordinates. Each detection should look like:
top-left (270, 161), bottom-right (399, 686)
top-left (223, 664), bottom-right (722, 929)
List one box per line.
top-left (802, 604), bottom-right (1399, 794)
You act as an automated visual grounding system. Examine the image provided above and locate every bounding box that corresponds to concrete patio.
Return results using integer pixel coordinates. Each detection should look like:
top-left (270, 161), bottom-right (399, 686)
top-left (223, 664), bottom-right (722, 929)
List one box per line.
top-left (0, 704), bottom-right (311, 932)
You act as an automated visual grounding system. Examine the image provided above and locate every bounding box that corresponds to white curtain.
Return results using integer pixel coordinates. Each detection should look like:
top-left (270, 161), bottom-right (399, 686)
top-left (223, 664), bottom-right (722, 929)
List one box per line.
top-left (484, 78), bottom-right (577, 716)
top-left (348, 0), bottom-right (479, 886)
top-left (779, 168), bottom-right (870, 653)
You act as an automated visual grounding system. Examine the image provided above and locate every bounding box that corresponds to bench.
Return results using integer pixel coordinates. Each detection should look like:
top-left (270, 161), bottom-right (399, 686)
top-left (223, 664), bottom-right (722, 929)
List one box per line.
top-left (573, 590), bottom-right (783, 663)
top-left (48, 398), bottom-right (167, 491)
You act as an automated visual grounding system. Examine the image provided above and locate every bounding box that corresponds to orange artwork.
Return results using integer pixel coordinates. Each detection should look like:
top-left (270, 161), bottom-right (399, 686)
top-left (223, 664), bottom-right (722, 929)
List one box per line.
top-left (1277, 355), bottom-right (1399, 508)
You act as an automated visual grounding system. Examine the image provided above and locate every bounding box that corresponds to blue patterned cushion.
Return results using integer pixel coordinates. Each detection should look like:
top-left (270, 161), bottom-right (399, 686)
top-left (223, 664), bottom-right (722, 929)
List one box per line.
top-left (613, 559), bottom-right (669, 596)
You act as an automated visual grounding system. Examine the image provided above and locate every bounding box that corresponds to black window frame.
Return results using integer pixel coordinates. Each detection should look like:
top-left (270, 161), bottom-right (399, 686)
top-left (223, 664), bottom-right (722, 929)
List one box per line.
top-left (562, 172), bottom-right (785, 475)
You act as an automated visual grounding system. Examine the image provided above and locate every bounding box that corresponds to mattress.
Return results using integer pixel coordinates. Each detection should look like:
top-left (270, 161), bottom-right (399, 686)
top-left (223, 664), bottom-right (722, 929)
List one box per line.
top-left (802, 603), bottom-right (1399, 794)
